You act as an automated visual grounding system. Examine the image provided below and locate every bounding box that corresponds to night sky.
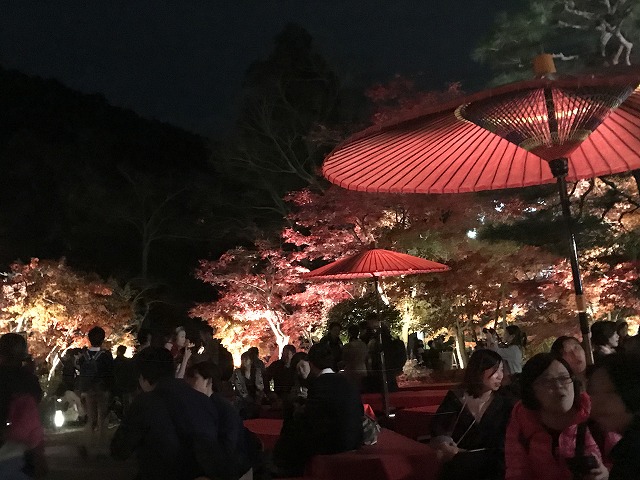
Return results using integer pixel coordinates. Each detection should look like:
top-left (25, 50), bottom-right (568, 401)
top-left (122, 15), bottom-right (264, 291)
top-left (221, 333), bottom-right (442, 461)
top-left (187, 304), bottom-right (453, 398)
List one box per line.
top-left (0, 1), bottom-right (519, 135)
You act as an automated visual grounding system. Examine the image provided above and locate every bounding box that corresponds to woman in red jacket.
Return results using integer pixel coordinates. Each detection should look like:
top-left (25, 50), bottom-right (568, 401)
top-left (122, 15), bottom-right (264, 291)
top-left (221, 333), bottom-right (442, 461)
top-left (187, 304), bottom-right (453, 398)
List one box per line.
top-left (505, 353), bottom-right (608, 480)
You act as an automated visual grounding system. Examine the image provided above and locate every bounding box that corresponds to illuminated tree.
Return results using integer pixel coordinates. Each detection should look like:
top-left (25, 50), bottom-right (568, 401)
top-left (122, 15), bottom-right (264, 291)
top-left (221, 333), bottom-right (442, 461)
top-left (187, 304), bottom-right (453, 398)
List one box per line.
top-left (474, 0), bottom-right (640, 84)
top-left (0, 258), bottom-right (136, 378)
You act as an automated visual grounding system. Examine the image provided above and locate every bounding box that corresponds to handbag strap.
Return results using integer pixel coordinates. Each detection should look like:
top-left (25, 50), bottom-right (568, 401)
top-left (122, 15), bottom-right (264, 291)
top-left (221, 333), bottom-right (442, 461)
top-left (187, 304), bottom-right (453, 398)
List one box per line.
top-left (573, 422), bottom-right (588, 480)
top-left (574, 421), bottom-right (587, 458)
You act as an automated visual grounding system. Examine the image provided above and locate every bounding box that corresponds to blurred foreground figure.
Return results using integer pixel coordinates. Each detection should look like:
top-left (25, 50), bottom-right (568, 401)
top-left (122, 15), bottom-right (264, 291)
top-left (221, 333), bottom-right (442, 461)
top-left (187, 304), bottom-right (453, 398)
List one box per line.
top-left (0, 333), bottom-right (46, 479)
top-left (111, 347), bottom-right (215, 479)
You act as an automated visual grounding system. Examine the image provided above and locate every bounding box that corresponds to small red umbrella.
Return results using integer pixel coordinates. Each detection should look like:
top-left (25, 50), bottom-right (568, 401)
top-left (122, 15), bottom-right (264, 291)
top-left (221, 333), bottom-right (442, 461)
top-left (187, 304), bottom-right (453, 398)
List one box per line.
top-left (322, 66), bottom-right (640, 363)
top-left (302, 248), bottom-right (450, 280)
top-left (304, 248), bottom-right (450, 416)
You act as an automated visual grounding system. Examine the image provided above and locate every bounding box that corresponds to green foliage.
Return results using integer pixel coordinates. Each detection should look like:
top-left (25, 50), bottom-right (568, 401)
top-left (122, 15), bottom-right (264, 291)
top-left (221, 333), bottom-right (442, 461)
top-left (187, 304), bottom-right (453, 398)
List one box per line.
top-left (475, 0), bottom-right (640, 82)
top-left (327, 293), bottom-right (403, 337)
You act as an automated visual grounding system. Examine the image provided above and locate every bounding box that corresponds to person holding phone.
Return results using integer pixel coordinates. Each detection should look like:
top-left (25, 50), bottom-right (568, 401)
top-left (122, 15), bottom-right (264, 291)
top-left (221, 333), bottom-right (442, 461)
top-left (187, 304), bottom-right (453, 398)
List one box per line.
top-left (505, 353), bottom-right (608, 480)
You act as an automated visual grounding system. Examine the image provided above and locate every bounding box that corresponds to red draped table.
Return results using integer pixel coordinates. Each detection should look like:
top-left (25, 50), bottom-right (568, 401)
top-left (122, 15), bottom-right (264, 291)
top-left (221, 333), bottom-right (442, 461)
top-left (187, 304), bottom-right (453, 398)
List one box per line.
top-left (243, 418), bottom-right (442, 480)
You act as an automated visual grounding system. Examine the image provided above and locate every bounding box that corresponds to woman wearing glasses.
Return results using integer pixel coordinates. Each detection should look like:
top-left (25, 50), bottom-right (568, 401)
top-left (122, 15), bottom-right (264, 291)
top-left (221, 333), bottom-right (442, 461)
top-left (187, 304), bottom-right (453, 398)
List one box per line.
top-left (505, 353), bottom-right (608, 480)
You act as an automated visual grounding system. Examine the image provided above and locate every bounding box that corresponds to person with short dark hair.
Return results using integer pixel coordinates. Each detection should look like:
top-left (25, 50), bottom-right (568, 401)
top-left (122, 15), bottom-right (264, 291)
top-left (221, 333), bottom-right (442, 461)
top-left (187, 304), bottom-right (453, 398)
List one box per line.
top-left (340, 325), bottom-right (369, 391)
top-left (196, 325), bottom-right (234, 381)
top-left (113, 345), bottom-right (137, 416)
top-left (429, 349), bottom-right (514, 480)
top-left (319, 322), bottom-right (343, 371)
top-left (272, 342), bottom-right (363, 477)
top-left (266, 345), bottom-right (297, 400)
top-left (591, 321), bottom-right (619, 363)
top-left (589, 353), bottom-right (640, 479)
top-left (551, 336), bottom-right (588, 390)
top-left (111, 347), bottom-right (221, 480)
top-left (0, 333), bottom-right (46, 479)
top-left (185, 361), bottom-right (261, 479)
top-left (77, 326), bottom-right (113, 456)
top-left (505, 353), bottom-right (608, 480)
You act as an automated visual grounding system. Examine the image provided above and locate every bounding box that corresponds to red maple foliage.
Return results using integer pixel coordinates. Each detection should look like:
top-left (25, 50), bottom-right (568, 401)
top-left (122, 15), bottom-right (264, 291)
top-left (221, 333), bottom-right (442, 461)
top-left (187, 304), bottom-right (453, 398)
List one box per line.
top-left (0, 258), bottom-right (136, 378)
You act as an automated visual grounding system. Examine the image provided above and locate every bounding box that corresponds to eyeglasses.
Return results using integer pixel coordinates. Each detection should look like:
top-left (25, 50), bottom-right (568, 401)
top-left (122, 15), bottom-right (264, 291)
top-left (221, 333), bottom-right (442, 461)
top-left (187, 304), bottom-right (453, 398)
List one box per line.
top-left (535, 375), bottom-right (574, 389)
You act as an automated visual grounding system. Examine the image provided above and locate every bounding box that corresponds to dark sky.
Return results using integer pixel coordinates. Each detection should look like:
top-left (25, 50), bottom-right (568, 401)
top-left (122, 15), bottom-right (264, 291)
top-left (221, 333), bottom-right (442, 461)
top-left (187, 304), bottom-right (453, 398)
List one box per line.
top-left (0, 1), bottom-right (517, 135)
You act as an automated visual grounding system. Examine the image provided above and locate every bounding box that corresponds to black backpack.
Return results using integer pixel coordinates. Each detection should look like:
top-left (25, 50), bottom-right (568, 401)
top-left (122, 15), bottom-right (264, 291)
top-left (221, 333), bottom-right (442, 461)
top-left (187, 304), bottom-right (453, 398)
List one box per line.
top-left (78, 350), bottom-right (105, 392)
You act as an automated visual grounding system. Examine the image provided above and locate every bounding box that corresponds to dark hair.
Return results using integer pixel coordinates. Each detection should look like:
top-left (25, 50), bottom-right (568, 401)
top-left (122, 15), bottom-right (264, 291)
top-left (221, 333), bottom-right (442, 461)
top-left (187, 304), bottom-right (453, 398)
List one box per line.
top-left (0, 333), bottom-right (28, 365)
top-left (590, 353), bottom-right (640, 414)
top-left (624, 335), bottom-right (640, 355)
top-left (136, 346), bottom-right (174, 385)
top-left (591, 321), bottom-right (617, 347)
top-left (290, 351), bottom-right (308, 372)
top-left (199, 324), bottom-right (215, 336)
top-left (520, 353), bottom-right (579, 410)
top-left (328, 322), bottom-right (341, 331)
top-left (88, 326), bottom-right (106, 347)
top-left (462, 349), bottom-right (503, 398)
top-left (616, 321), bottom-right (628, 334)
top-left (185, 361), bottom-right (222, 393)
top-left (308, 343), bottom-right (334, 370)
top-left (283, 345), bottom-right (296, 356)
top-left (247, 347), bottom-right (259, 357)
top-left (505, 325), bottom-right (526, 348)
top-left (347, 325), bottom-right (360, 341)
top-left (550, 336), bottom-right (581, 357)
top-left (116, 345), bottom-right (127, 355)
top-left (137, 328), bottom-right (152, 346)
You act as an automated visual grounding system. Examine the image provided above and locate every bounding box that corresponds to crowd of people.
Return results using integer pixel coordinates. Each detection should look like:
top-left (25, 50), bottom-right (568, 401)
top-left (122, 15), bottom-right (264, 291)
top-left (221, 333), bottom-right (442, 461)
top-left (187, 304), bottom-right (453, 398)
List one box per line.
top-left (428, 320), bottom-right (640, 480)
top-left (2, 317), bottom-right (640, 480)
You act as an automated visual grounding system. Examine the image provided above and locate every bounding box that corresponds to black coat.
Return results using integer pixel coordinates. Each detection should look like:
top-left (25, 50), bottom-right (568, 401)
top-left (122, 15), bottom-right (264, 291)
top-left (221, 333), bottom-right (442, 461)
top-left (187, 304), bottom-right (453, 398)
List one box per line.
top-left (304, 372), bottom-right (364, 454)
top-left (430, 388), bottom-right (515, 480)
top-left (111, 378), bottom-right (219, 480)
top-left (274, 372), bottom-right (364, 476)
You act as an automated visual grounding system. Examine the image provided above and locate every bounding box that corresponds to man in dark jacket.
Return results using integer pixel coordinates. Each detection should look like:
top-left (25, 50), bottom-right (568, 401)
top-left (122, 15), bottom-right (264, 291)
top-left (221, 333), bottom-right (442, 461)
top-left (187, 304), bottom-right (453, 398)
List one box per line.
top-left (273, 342), bottom-right (363, 476)
top-left (111, 347), bottom-right (220, 480)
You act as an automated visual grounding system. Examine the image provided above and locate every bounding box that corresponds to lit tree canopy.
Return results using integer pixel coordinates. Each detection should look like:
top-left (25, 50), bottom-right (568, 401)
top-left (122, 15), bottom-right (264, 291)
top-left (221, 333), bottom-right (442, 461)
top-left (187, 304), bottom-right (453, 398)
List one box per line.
top-left (474, 0), bottom-right (640, 83)
top-left (0, 258), bottom-right (137, 374)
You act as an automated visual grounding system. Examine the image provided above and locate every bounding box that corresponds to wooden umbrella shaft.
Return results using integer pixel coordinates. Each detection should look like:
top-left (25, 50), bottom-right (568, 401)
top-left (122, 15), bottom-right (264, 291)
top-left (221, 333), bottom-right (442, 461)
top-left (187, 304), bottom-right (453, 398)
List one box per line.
top-left (549, 158), bottom-right (594, 365)
top-left (374, 276), bottom-right (392, 417)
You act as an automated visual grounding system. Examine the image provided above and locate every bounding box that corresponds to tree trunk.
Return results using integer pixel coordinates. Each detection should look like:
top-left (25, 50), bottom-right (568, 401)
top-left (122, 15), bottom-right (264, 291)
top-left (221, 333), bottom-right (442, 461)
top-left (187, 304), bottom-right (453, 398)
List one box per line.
top-left (632, 169), bottom-right (640, 195)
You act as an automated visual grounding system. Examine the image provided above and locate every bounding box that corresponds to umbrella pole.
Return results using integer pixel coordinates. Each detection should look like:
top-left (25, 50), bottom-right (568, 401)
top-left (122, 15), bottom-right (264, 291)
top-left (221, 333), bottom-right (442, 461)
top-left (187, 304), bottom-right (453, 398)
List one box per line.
top-left (374, 276), bottom-right (392, 417)
top-left (549, 158), bottom-right (594, 365)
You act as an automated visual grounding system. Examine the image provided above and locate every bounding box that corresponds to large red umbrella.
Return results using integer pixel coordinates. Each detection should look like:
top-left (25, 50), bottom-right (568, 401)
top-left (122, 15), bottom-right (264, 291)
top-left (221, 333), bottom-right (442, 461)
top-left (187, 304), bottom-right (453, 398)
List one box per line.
top-left (304, 248), bottom-right (450, 416)
top-left (322, 67), bottom-right (640, 363)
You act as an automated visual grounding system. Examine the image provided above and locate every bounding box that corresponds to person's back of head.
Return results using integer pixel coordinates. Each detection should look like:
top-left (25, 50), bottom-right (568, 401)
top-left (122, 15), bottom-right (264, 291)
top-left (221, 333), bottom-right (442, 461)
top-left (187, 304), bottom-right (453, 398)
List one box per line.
top-left (308, 343), bottom-right (334, 372)
top-left (506, 325), bottom-right (526, 347)
top-left (116, 345), bottom-right (127, 357)
top-left (136, 346), bottom-right (174, 390)
top-left (591, 320), bottom-right (617, 347)
top-left (186, 361), bottom-right (222, 393)
top-left (137, 328), bottom-right (152, 348)
top-left (88, 326), bottom-right (106, 348)
top-left (0, 333), bottom-right (28, 367)
top-left (347, 325), bottom-right (360, 342)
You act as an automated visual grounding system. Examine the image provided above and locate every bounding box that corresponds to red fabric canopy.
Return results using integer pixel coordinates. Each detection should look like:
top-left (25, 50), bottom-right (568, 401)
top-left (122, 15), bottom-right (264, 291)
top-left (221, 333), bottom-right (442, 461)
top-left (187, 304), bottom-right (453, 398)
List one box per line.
top-left (322, 72), bottom-right (640, 194)
top-left (303, 248), bottom-right (449, 280)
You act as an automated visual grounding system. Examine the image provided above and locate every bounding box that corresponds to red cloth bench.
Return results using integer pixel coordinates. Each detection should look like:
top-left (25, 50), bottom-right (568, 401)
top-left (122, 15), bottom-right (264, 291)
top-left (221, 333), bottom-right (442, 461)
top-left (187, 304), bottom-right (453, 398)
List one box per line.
top-left (391, 404), bottom-right (440, 440)
top-left (398, 382), bottom-right (456, 392)
top-left (305, 428), bottom-right (441, 480)
top-left (361, 389), bottom-right (447, 412)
